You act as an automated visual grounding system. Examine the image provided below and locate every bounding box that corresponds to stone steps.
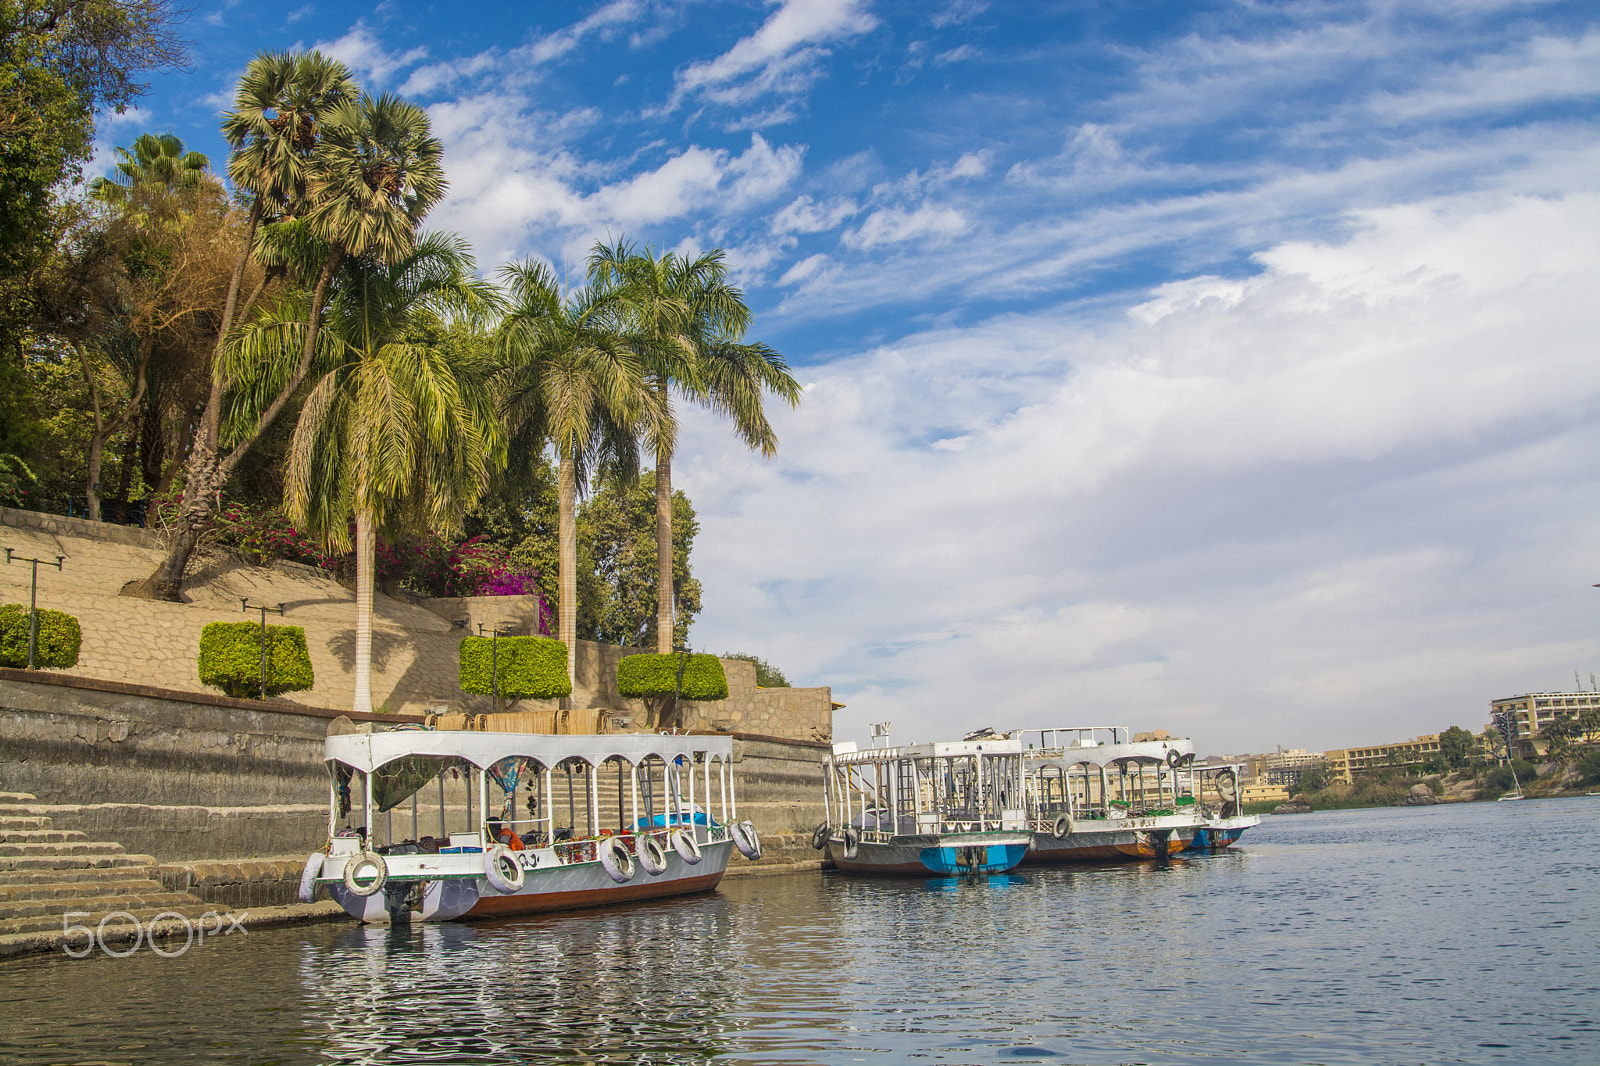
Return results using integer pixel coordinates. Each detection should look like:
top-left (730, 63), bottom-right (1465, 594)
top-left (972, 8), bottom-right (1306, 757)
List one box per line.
top-left (0, 815), bottom-right (51, 830)
top-left (0, 793), bottom-right (37, 804)
top-left (0, 839), bottom-right (123, 856)
top-left (0, 890), bottom-right (210, 925)
top-left (0, 829), bottom-right (85, 845)
top-left (0, 877), bottom-right (168, 901)
top-left (0, 901), bottom-right (222, 939)
top-left (0, 864), bottom-right (157, 886)
top-left (0, 851), bottom-right (156, 871)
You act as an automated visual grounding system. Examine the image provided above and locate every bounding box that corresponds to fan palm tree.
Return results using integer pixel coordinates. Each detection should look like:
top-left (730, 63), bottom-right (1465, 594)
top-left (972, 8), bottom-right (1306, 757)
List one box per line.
top-left (590, 241), bottom-right (801, 652)
top-left (254, 232), bottom-right (500, 713)
top-left (494, 261), bottom-right (662, 690)
top-left (89, 133), bottom-right (210, 218)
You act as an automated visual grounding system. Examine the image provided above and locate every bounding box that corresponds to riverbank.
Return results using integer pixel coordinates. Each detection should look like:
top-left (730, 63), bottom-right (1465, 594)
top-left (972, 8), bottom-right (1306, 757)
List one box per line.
top-left (1248, 750), bottom-right (1600, 815)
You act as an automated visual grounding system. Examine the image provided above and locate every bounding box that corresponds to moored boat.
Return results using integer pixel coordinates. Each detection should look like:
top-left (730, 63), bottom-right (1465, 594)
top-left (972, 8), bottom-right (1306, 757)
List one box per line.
top-left (1017, 726), bottom-right (1203, 863)
top-left (821, 737), bottom-right (1032, 875)
top-left (307, 729), bottom-right (761, 924)
top-left (1184, 762), bottom-right (1260, 850)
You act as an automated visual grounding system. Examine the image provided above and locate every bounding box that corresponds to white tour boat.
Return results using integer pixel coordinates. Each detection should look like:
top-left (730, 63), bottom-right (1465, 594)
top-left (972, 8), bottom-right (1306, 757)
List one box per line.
top-left (1183, 761), bottom-right (1261, 850)
top-left (1017, 726), bottom-right (1205, 862)
top-left (820, 736), bottom-right (1032, 875)
top-left (304, 729), bottom-right (762, 924)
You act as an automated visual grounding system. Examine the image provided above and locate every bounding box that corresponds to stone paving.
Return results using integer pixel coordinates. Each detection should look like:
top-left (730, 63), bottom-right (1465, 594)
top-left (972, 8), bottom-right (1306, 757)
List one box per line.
top-left (0, 522), bottom-right (471, 716)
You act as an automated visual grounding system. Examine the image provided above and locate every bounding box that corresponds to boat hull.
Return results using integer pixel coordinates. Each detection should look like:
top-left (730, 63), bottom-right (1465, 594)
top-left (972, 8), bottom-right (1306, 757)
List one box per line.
top-left (1184, 814), bottom-right (1261, 851)
top-left (1023, 820), bottom-right (1195, 864)
top-left (324, 838), bottom-right (733, 924)
top-left (827, 833), bottom-right (1031, 876)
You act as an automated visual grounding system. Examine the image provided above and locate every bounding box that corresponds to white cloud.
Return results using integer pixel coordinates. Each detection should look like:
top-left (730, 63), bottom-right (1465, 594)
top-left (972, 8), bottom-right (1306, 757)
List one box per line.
top-left (670, 0), bottom-right (877, 113)
top-left (314, 21), bottom-right (428, 87)
top-left (678, 188), bottom-right (1599, 753)
top-left (841, 204), bottom-right (968, 249)
top-left (771, 194), bottom-right (859, 235)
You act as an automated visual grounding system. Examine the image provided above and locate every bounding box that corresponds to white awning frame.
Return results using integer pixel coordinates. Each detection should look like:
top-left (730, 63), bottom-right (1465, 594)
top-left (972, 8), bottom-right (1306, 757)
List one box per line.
top-left (325, 730), bottom-right (735, 774)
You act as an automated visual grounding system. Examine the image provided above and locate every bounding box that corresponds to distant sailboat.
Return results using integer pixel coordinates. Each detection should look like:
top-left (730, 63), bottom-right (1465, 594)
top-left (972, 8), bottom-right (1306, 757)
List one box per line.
top-left (1496, 759), bottom-right (1525, 802)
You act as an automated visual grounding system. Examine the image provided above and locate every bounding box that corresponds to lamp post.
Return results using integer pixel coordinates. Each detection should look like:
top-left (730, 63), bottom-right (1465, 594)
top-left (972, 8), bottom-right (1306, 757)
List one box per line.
top-left (241, 599), bottom-right (285, 701)
top-left (5, 548), bottom-right (64, 670)
top-left (478, 621), bottom-right (517, 712)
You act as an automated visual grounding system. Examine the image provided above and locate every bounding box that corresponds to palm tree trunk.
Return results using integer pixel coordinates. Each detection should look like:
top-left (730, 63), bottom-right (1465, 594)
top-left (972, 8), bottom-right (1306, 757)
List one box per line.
top-left (558, 449), bottom-right (578, 704)
top-left (654, 382), bottom-right (674, 654)
top-left (352, 507), bottom-right (375, 715)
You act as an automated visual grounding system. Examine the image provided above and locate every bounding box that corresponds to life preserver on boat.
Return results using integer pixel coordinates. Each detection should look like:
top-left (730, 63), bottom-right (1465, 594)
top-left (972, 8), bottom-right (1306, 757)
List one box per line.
top-left (671, 829), bottom-right (702, 865)
top-left (1216, 768), bottom-right (1237, 789)
top-left (343, 851), bottom-right (387, 897)
top-left (637, 833), bottom-right (668, 875)
top-left (732, 820), bottom-right (762, 860)
top-left (1052, 814), bottom-right (1072, 840)
top-left (811, 824), bottom-right (829, 851)
top-left (1167, 748), bottom-right (1183, 769)
top-left (598, 836), bottom-right (635, 884)
top-left (484, 844), bottom-right (525, 893)
top-left (298, 852), bottom-right (323, 903)
top-left (841, 826), bottom-right (860, 859)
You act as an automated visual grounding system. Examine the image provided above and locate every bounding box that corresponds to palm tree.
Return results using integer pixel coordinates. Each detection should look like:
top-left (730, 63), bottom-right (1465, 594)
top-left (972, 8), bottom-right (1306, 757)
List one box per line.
top-left (89, 133), bottom-right (210, 218)
top-left (263, 232), bottom-right (500, 713)
top-left (138, 67), bottom-right (448, 602)
top-left (494, 261), bottom-right (661, 691)
top-left (590, 241), bottom-right (801, 652)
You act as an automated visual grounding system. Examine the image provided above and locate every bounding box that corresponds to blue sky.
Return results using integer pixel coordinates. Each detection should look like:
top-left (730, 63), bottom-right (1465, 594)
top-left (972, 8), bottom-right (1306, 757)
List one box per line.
top-left (100, 1), bottom-right (1598, 754)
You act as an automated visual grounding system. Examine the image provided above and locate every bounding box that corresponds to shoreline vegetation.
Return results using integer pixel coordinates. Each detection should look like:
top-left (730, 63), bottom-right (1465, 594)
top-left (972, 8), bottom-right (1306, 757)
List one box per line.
top-left (1245, 743), bottom-right (1600, 815)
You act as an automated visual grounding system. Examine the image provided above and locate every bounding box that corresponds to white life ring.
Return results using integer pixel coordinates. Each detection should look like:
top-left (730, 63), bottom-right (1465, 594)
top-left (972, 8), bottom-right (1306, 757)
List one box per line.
top-left (637, 834), bottom-right (668, 875)
top-left (484, 844), bottom-right (525, 893)
top-left (1052, 814), bottom-right (1072, 840)
top-left (671, 829), bottom-right (702, 865)
top-left (598, 837), bottom-right (635, 884)
top-left (1167, 748), bottom-right (1183, 769)
top-left (841, 826), bottom-right (860, 859)
top-left (731, 820), bottom-right (762, 860)
top-left (298, 852), bottom-right (324, 903)
top-left (343, 851), bottom-right (387, 897)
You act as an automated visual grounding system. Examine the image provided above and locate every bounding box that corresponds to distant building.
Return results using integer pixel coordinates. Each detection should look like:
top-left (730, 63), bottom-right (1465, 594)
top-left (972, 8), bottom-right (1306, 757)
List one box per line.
top-left (1240, 783), bottom-right (1290, 805)
top-left (1487, 691), bottom-right (1600, 759)
top-left (1324, 735), bottom-right (1441, 783)
top-left (1262, 748), bottom-right (1325, 787)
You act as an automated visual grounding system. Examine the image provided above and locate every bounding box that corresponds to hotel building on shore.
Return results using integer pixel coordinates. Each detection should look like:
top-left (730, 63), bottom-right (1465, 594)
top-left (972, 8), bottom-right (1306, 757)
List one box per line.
top-left (1487, 690), bottom-right (1600, 760)
top-left (1323, 734), bottom-right (1442, 784)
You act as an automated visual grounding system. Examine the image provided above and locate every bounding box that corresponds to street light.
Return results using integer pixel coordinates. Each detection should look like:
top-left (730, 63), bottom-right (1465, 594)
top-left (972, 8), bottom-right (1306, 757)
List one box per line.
top-left (5, 548), bottom-right (64, 670)
top-left (241, 599), bottom-right (285, 701)
top-left (478, 621), bottom-right (517, 712)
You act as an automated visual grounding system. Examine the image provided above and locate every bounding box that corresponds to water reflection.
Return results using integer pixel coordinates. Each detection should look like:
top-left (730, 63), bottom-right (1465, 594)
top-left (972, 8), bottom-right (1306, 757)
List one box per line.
top-left (1, 802), bottom-right (1595, 1065)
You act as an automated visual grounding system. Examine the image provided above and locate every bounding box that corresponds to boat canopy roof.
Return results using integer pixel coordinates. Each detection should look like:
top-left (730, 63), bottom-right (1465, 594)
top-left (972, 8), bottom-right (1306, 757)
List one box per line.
top-left (325, 729), bottom-right (734, 774)
top-left (830, 737), bottom-right (1023, 765)
top-left (1025, 736), bottom-right (1196, 771)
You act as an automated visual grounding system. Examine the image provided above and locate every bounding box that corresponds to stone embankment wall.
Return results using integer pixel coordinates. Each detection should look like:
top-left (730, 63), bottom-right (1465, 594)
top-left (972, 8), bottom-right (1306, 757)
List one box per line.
top-left (0, 671), bottom-right (829, 903)
top-left (1, 506), bottom-right (833, 744)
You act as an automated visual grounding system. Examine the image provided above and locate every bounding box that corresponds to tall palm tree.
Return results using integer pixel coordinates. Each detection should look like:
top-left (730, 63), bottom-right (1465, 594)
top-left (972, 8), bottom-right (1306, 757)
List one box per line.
top-left (494, 261), bottom-right (661, 691)
top-left (591, 241), bottom-right (801, 652)
top-left (89, 132), bottom-right (210, 214)
top-left (260, 232), bottom-right (500, 713)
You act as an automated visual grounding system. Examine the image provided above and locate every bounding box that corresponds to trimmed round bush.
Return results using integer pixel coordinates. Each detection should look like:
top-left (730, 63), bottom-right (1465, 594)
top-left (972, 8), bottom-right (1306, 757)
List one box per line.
top-left (198, 621), bottom-right (315, 699)
top-left (616, 653), bottom-right (728, 702)
top-left (459, 635), bottom-right (571, 700)
top-left (0, 604), bottom-right (81, 669)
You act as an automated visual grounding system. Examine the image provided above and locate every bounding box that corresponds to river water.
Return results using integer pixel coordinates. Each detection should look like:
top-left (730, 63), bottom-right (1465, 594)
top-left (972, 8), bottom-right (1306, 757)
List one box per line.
top-left (2, 799), bottom-right (1595, 1065)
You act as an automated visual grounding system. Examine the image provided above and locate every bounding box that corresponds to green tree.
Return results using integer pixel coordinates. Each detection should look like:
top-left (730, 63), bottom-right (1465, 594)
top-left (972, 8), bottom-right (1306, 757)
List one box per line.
top-left (576, 470), bottom-right (700, 648)
top-left (1437, 725), bottom-right (1477, 769)
top-left (1298, 765), bottom-right (1328, 792)
top-left (88, 131), bottom-right (208, 213)
top-left (493, 260), bottom-right (661, 689)
top-left (590, 241), bottom-right (800, 653)
top-left (1539, 715), bottom-right (1578, 762)
top-left (132, 50), bottom-right (365, 601)
top-left (276, 232), bottom-right (499, 713)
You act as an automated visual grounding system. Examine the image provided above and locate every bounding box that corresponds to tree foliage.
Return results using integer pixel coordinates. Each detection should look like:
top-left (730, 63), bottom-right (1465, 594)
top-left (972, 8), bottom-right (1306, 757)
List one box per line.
top-left (196, 620), bottom-right (314, 699)
top-left (721, 650), bottom-right (789, 688)
top-left (1437, 725), bottom-right (1478, 769)
top-left (577, 470), bottom-right (700, 649)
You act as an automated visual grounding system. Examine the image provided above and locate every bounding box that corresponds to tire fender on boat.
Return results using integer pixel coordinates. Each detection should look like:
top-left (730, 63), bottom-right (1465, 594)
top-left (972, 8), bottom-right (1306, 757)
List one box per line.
top-left (841, 827), bottom-right (860, 859)
top-left (670, 829), bottom-right (702, 865)
top-left (732, 820), bottom-right (762, 861)
top-left (298, 852), bottom-right (323, 903)
top-left (343, 851), bottom-right (387, 897)
top-left (483, 844), bottom-right (525, 893)
top-left (1052, 814), bottom-right (1072, 840)
top-left (637, 833), bottom-right (668, 875)
top-left (810, 823), bottom-right (829, 851)
top-left (1167, 748), bottom-right (1183, 769)
top-left (598, 836), bottom-right (635, 884)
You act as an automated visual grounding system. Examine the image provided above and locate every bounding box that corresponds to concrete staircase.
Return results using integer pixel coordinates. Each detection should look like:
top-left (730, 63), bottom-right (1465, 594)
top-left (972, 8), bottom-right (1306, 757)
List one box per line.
top-left (0, 791), bottom-right (217, 957)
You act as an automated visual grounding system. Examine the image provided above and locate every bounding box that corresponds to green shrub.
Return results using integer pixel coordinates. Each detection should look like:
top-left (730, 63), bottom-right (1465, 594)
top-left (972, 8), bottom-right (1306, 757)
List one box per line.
top-left (1575, 746), bottom-right (1600, 786)
top-left (616, 653), bottom-right (728, 701)
top-left (459, 635), bottom-right (571, 700)
top-left (720, 650), bottom-right (789, 687)
top-left (198, 622), bottom-right (314, 699)
top-left (0, 604), bottom-right (80, 669)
